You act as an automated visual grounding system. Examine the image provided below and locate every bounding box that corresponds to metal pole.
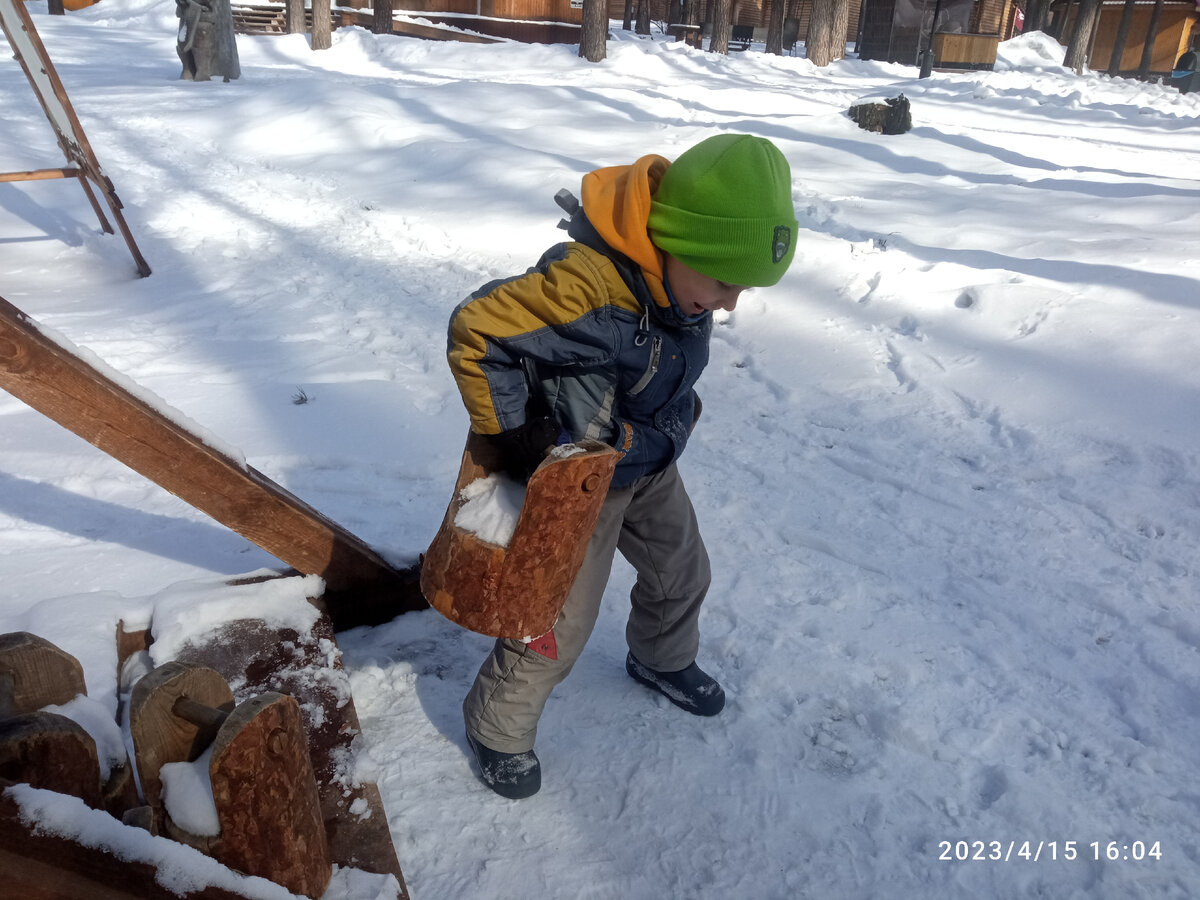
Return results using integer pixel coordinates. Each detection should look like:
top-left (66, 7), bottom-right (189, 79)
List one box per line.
top-left (919, 0), bottom-right (944, 77)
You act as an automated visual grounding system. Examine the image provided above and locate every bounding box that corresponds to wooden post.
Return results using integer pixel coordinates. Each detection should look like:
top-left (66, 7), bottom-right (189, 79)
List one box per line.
top-left (0, 296), bottom-right (425, 631)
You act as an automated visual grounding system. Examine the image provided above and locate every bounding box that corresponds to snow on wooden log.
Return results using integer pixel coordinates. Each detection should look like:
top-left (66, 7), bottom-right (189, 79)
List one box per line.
top-left (165, 597), bottom-right (407, 897)
top-left (422, 432), bottom-right (619, 639)
top-left (0, 785), bottom-right (302, 900)
top-left (0, 295), bottom-right (425, 632)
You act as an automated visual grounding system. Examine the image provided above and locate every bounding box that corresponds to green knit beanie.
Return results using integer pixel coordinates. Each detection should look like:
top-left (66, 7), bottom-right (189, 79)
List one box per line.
top-left (648, 134), bottom-right (798, 288)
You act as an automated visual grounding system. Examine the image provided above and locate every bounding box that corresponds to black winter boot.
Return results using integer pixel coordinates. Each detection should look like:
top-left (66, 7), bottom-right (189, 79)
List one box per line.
top-left (466, 732), bottom-right (541, 799)
top-left (626, 652), bottom-right (726, 717)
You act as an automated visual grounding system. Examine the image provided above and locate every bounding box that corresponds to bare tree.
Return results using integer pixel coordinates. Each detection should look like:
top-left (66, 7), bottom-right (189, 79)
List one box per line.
top-left (636, 0), bottom-right (651, 34)
top-left (580, 0), bottom-right (608, 61)
top-left (1137, 0), bottom-right (1166, 78)
top-left (1107, 0), bottom-right (1137, 75)
top-left (311, 0), bottom-right (332, 50)
top-left (709, 0), bottom-right (733, 52)
top-left (1063, 0), bottom-right (1101, 73)
top-left (808, 0), bottom-right (848, 65)
top-left (766, 0), bottom-right (786, 54)
top-left (1024, 0), bottom-right (1048, 34)
top-left (373, 0), bottom-right (394, 35)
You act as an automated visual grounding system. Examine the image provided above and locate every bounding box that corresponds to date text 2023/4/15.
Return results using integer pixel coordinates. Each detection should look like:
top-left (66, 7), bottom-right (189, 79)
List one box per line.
top-left (938, 840), bottom-right (1163, 862)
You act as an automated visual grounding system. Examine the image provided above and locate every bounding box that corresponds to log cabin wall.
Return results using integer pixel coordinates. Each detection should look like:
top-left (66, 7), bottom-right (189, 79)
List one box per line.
top-left (605, 0), bottom-right (864, 42)
top-left (1060, 0), bottom-right (1198, 75)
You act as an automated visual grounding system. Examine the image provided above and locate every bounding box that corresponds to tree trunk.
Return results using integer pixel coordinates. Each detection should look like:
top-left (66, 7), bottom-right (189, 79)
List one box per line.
top-left (709, 0), bottom-right (733, 52)
top-left (623, 0), bottom-right (634, 30)
top-left (373, 0), bottom-right (394, 35)
top-left (1024, 0), bottom-right (1047, 33)
top-left (1137, 0), bottom-right (1166, 78)
top-left (808, 0), bottom-right (848, 65)
top-left (1063, 0), bottom-right (1100, 72)
top-left (311, 0), bottom-right (332, 51)
top-left (685, 0), bottom-right (703, 47)
top-left (285, 0), bottom-right (305, 34)
top-left (1106, 0), bottom-right (1136, 75)
top-left (636, 0), bottom-right (651, 34)
top-left (766, 0), bottom-right (786, 54)
top-left (580, 0), bottom-right (609, 61)
top-left (668, 0), bottom-right (683, 26)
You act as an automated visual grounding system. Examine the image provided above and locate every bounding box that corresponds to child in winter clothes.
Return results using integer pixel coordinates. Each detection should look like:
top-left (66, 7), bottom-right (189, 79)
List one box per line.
top-left (446, 133), bottom-right (798, 798)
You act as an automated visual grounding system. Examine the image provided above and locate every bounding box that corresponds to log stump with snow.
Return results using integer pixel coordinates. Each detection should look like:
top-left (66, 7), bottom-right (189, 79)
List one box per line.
top-left (848, 94), bottom-right (912, 134)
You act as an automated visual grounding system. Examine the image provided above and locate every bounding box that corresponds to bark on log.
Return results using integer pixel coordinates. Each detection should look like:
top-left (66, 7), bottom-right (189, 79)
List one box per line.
top-left (421, 435), bottom-right (619, 639)
top-left (209, 693), bottom-right (331, 899)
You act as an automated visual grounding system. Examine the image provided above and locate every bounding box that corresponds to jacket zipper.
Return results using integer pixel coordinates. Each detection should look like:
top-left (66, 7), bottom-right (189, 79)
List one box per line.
top-left (629, 335), bottom-right (662, 396)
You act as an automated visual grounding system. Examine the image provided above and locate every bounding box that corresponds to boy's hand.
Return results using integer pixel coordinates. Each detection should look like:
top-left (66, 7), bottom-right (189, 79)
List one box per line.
top-left (484, 417), bottom-right (562, 482)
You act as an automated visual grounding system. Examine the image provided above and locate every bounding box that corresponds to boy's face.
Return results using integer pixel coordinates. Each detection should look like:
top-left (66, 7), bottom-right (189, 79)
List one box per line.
top-left (665, 255), bottom-right (747, 317)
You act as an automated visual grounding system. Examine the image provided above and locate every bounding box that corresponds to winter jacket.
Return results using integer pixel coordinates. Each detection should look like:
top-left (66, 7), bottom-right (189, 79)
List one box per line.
top-left (448, 154), bottom-right (712, 488)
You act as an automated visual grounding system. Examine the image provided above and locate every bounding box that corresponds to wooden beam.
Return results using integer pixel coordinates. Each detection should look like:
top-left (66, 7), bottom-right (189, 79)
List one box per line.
top-left (0, 295), bottom-right (425, 631)
top-left (0, 792), bottom-right (279, 900)
top-left (0, 167), bottom-right (81, 183)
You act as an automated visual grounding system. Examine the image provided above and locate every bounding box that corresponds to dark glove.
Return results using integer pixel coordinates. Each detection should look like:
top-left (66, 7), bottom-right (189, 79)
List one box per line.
top-left (484, 416), bottom-right (563, 482)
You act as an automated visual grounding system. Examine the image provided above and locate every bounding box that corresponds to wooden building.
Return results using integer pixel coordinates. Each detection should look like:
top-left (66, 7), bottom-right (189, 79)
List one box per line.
top-left (1052, 0), bottom-right (1197, 76)
top-left (379, 0), bottom-right (582, 42)
top-left (605, 0), bottom-right (864, 43)
top-left (858, 0), bottom-right (1017, 68)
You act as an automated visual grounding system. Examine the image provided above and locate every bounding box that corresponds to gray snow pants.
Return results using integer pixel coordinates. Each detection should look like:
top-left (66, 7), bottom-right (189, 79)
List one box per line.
top-left (462, 462), bottom-right (711, 754)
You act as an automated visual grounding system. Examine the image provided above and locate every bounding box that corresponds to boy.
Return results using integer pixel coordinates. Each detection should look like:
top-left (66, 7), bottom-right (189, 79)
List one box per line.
top-left (446, 133), bottom-right (798, 798)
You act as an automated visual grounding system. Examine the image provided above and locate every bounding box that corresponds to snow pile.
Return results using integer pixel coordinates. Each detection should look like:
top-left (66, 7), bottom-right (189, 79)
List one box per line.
top-left (994, 31), bottom-right (1068, 70)
top-left (147, 573), bottom-right (325, 665)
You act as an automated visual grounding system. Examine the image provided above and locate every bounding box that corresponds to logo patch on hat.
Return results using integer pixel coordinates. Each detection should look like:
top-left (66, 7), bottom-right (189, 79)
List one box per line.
top-left (772, 225), bottom-right (792, 264)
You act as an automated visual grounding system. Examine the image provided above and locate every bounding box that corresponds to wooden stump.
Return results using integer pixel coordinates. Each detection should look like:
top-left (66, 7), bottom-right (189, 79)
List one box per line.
top-left (848, 94), bottom-right (913, 135)
top-left (421, 434), bottom-right (620, 639)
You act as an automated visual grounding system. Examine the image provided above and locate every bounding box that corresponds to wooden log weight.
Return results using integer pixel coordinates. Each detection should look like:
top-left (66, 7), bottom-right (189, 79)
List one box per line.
top-left (128, 662), bottom-right (234, 810)
top-left (0, 631), bottom-right (88, 717)
top-left (0, 711), bottom-right (102, 808)
top-left (1, 631), bottom-right (139, 818)
top-left (421, 434), bottom-right (620, 639)
top-left (208, 692), bottom-right (331, 899)
top-left (129, 661), bottom-right (331, 898)
top-left (172, 613), bottom-right (407, 895)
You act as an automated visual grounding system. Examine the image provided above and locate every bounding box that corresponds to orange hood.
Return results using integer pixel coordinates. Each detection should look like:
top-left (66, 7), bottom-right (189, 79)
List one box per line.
top-left (580, 154), bottom-right (672, 308)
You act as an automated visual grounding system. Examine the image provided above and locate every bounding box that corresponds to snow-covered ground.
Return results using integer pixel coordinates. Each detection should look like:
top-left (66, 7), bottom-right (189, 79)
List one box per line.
top-left (2, 4), bottom-right (1199, 897)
